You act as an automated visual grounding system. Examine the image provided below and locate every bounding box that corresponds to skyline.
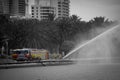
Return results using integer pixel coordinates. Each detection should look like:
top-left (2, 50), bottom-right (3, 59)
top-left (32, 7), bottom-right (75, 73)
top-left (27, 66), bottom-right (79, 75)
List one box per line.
top-left (70, 0), bottom-right (120, 21)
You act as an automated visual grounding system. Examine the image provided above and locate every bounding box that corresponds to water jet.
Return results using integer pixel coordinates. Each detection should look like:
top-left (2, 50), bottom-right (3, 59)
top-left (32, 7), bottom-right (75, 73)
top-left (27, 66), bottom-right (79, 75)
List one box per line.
top-left (63, 24), bottom-right (120, 63)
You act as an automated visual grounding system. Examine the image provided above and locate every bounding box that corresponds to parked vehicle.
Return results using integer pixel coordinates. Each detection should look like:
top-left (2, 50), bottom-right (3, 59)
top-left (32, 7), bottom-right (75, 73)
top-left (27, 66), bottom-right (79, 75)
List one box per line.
top-left (11, 48), bottom-right (49, 61)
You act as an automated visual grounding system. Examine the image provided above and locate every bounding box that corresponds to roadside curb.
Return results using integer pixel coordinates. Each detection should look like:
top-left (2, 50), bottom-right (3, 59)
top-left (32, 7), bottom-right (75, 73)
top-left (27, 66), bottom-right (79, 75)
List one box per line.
top-left (0, 60), bottom-right (75, 69)
top-left (0, 63), bottom-right (46, 69)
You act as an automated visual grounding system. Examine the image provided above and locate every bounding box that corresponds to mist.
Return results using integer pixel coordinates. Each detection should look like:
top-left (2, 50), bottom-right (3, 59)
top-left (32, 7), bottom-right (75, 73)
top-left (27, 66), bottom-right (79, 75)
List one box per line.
top-left (64, 24), bottom-right (120, 63)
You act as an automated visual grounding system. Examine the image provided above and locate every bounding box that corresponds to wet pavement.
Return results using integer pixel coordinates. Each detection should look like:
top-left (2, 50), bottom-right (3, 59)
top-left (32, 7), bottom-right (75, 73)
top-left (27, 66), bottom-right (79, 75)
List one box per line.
top-left (0, 60), bottom-right (120, 80)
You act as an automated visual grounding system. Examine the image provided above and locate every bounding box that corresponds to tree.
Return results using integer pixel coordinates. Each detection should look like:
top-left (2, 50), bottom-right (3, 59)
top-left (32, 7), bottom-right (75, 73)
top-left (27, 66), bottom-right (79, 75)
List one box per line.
top-left (0, 14), bottom-right (10, 55)
top-left (56, 18), bottom-right (72, 53)
top-left (48, 16), bottom-right (88, 54)
top-left (70, 15), bottom-right (81, 23)
top-left (4, 19), bottom-right (49, 49)
top-left (61, 41), bottom-right (75, 55)
top-left (0, 15), bottom-right (115, 55)
top-left (89, 16), bottom-right (111, 27)
top-left (47, 13), bottom-right (56, 21)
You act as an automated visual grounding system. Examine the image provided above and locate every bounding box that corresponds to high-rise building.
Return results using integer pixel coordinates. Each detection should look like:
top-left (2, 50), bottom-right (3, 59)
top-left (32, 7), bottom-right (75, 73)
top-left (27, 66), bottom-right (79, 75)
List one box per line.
top-left (0, 0), bottom-right (9, 14)
top-left (31, 5), bottom-right (56, 20)
top-left (31, 0), bottom-right (70, 20)
top-left (0, 0), bottom-right (70, 19)
top-left (9, 0), bottom-right (29, 17)
top-left (57, 0), bottom-right (70, 18)
top-left (0, 0), bottom-right (29, 17)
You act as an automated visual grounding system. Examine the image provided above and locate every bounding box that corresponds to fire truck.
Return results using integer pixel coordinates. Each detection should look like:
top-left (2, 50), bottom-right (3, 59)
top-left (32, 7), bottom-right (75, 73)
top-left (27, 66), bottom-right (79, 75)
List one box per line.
top-left (11, 48), bottom-right (49, 61)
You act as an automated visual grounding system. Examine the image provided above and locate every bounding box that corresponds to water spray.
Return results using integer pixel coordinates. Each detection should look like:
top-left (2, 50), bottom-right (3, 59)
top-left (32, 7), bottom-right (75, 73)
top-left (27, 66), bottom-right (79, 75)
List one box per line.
top-left (63, 24), bottom-right (120, 59)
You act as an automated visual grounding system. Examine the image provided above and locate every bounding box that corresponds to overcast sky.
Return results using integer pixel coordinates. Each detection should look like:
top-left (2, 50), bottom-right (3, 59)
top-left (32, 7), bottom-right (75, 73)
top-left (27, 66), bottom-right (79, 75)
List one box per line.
top-left (70, 0), bottom-right (120, 21)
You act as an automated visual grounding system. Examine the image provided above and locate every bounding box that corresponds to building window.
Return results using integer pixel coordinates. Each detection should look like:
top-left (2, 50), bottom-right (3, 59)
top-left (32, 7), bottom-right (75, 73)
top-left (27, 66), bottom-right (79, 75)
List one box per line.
top-left (32, 7), bottom-right (34, 9)
top-left (58, 5), bottom-right (61, 7)
top-left (32, 10), bottom-right (34, 12)
top-left (58, 11), bottom-right (61, 13)
top-left (32, 13), bottom-right (34, 15)
top-left (58, 2), bottom-right (61, 4)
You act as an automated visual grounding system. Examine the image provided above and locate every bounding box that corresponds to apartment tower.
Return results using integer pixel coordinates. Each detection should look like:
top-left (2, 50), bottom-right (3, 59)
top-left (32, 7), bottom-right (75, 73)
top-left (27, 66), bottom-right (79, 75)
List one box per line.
top-left (0, 0), bottom-right (29, 17)
top-left (0, 0), bottom-right (9, 14)
top-left (31, 0), bottom-right (70, 20)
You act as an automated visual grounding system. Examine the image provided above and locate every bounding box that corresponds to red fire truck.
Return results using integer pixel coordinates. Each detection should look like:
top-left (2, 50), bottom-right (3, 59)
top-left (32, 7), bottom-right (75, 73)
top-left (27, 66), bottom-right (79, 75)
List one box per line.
top-left (11, 48), bottom-right (49, 61)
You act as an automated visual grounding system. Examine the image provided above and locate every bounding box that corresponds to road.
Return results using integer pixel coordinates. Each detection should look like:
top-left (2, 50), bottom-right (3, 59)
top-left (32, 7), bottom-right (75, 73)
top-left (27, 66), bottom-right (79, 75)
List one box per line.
top-left (0, 60), bottom-right (120, 80)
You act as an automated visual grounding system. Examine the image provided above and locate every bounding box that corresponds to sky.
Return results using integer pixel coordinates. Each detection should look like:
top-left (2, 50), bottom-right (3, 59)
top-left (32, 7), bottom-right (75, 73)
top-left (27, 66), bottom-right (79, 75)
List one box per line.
top-left (70, 0), bottom-right (120, 21)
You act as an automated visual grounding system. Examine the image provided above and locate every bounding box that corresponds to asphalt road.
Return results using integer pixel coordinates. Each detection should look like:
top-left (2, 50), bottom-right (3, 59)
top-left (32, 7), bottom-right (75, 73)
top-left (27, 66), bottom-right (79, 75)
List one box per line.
top-left (0, 61), bottom-right (120, 80)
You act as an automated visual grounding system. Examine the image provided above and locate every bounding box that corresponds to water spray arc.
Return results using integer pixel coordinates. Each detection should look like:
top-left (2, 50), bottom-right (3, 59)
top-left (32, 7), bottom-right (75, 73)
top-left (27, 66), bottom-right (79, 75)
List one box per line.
top-left (63, 24), bottom-right (120, 61)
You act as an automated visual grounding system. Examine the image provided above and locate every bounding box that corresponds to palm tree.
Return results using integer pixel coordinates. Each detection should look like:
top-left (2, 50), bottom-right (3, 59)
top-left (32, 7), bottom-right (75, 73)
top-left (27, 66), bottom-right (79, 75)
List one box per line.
top-left (5, 19), bottom-right (48, 49)
top-left (47, 13), bottom-right (56, 21)
top-left (89, 16), bottom-right (110, 27)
